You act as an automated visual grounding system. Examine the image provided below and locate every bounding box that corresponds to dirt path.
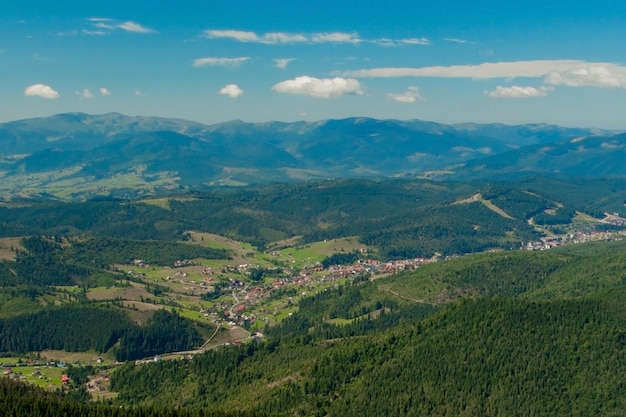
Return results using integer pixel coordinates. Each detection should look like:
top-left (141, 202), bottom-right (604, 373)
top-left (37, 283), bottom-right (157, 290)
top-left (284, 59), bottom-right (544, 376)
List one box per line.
top-left (479, 198), bottom-right (514, 219)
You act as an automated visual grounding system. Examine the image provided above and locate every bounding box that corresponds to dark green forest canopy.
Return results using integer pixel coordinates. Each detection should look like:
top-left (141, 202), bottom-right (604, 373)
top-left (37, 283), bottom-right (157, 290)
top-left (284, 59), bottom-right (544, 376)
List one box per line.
top-left (108, 290), bottom-right (626, 417)
top-left (0, 236), bottom-right (229, 288)
top-left (102, 239), bottom-right (626, 416)
top-left (0, 305), bottom-right (208, 361)
top-left (0, 378), bottom-right (276, 417)
top-left (1, 177), bottom-right (626, 416)
top-left (1, 177), bottom-right (624, 256)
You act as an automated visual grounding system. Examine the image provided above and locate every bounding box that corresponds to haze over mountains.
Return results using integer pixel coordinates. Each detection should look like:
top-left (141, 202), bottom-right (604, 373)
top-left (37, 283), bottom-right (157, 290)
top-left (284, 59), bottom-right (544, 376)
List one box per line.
top-left (0, 112), bottom-right (623, 200)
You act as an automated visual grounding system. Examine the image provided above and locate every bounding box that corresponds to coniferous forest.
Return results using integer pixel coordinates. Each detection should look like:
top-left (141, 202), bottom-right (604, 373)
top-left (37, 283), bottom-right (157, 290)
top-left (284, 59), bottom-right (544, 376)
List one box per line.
top-left (2, 178), bottom-right (626, 416)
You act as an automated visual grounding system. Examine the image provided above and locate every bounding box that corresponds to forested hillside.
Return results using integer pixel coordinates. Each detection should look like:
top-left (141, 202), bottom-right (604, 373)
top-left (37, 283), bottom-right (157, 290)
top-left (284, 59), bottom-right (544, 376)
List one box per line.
top-left (2, 177), bottom-right (626, 416)
top-left (2, 178), bottom-right (624, 255)
top-left (2, 113), bottom-right (617, 200)
top-left (108, 288), bottom-right (626, 416)
top-left (0, 378), bottom-right (275, 417)
top-left (100, 239), bottom-right (626, 416)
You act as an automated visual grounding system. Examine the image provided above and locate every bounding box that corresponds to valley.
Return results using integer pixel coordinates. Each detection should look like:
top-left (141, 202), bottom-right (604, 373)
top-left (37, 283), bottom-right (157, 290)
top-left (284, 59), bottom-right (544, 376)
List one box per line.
top-left (5, 1), bottom-right (626, 415)
top-left (1, 113), bottom-right (623, 201)
top-left (2, 116), bottom-right (626, 416)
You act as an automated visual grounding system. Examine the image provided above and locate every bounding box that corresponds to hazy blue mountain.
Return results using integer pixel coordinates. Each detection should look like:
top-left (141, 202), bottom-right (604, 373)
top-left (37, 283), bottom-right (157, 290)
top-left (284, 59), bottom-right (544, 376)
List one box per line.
top-left (0, 112), bottom-right (621, 200)
top-left (0, 112), bottom-right (211, 153)
top-left (446, 132), bottom-right (626, 180)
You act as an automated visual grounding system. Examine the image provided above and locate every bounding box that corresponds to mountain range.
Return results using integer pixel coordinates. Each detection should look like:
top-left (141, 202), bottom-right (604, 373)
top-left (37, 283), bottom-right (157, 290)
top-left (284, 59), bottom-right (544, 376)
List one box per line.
top-left (0, 112), bottom-right (623, 200)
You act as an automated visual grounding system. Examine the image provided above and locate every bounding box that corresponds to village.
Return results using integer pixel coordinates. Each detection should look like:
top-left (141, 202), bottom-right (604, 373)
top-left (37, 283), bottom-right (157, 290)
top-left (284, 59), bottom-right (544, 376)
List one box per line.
top-left (125, 221), bottom-right (626, 333)
top-left (522, 228), bottom-right (626, 251)
top-left (130, 252), bottom-right (439, 331)
top-left (4, 222), bottom-right (626, 395)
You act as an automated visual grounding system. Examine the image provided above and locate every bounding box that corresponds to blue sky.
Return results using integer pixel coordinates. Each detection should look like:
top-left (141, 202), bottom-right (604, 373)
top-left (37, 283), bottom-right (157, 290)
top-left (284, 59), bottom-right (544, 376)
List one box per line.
top-left (2, 0), bottom-right (626, 128)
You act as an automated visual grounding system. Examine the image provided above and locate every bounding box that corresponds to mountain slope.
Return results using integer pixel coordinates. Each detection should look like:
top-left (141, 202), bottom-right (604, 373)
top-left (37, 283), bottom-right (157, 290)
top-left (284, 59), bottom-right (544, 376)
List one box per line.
top-left (447, 132), bottom-right (626, 180)
top-left (0, 113), bottom-right (620, 200)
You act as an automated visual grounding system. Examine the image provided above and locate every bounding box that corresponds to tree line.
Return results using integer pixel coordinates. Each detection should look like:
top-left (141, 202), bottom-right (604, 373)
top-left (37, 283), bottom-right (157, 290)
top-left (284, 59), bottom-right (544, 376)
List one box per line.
top-left (0, 305), bottom-right (208, 362)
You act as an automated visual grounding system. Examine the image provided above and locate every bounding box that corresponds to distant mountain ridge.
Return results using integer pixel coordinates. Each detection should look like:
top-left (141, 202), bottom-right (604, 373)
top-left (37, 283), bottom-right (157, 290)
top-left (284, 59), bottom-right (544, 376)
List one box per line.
top-left (0, 112), bottom-right (622, 200)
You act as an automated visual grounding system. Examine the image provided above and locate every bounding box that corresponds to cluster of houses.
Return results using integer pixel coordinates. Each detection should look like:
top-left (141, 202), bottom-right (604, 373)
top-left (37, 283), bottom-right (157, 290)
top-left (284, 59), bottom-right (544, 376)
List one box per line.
top-left (522, 229), bottom-right (626, 251)
top-left (189, 255), bottom-right (441, 328)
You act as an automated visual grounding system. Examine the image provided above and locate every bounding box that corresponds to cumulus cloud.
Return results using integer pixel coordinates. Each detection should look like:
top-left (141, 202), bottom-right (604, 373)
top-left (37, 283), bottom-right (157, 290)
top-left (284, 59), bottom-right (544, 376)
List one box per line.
top-left (100, 87), bottom-right (111, 96)
top-left (219, 84), bottom-right (244, 98)
top-left (272, 76), bottom-right (363, 99)
top-left (24, 83), bottom-right (60, 99)
top-left (387, 86), bottom-right (423, 102)
top-left (77, 88), bottom-right (94, 99)
top-left (342, 60), bottom-right (626, 89)
top-left (193, 57), bottom-right (250, 67)
top-left (484, 85), bottom-right (553, 98)
top-left (274, 58), bottom-right (295, 69)
top-left (544, 66), bottom-right (626, 88)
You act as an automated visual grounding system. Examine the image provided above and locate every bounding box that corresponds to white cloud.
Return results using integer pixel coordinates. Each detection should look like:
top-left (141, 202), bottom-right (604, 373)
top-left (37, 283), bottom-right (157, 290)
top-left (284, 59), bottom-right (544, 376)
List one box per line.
top-left (77, 88), bottom-right (94, 99)
top-left (274, 58), bottom-right (295, 69)
top-left (93, 22), bottom-right (115, 30)
top-left (343, 60), bottom-right (588, 78)
top-left (205, 30), bottom-right (260, 42)
top-left (83, 18), bottom-right (156, 35)
top-left (204, 29), bottom-right (358, 44)
top-left (444, 37), bottom-right (475, 44)
top-left (342, 60), bottom-right (626, 89)
top-left (205, 29), bottom-right (307, 44)
top-left (272, 76), bottom-right (363, 99)
top-left (100, 87), bottom-right (111, 96)
top-left (118, 21), bottom-right (156, 34)
top-left (373, 38), bottom-right (396, 47)
top-left (311, 32), bottom-right (360, 44)
top-left (374, 37), bottom-right (431, 47)
top-left (193, 57), bottom-right (250, 67)
top-left (387, 86), bottom-right (423, 102)
top-left (264, 32), bottom-right (308, 44)
top-left (337, 60), bottom-right (626, 88)
top-left (484, 85), bottom-right (553, 98)
top-left (82, 30), bottom-right (108, 36)
top-left (134, 90), bottom-right (143, 96)
top-left (24, 84), bottom-right (60, 99)
top-left (545, 66), bottom-right (626, 88)
top-left (203, 28), bottom-right (441, 47)
top-left (219, 84), bottom-right (244, 98)
top-left (398, 38), bottom-right (431, 46)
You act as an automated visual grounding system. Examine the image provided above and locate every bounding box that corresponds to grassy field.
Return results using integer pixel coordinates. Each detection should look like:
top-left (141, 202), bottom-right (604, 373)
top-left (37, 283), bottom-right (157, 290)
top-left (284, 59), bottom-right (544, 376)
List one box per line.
top-left (1, 234), bottom-right (379, 387)
top-left (0, 165), bottom-right (181, 201)
top-left (0, 237), bottom-right (23, 261)
top-left (86, 282), bottom-right (153, 302)
top-left (279, 237), bottom-right (368, 267)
